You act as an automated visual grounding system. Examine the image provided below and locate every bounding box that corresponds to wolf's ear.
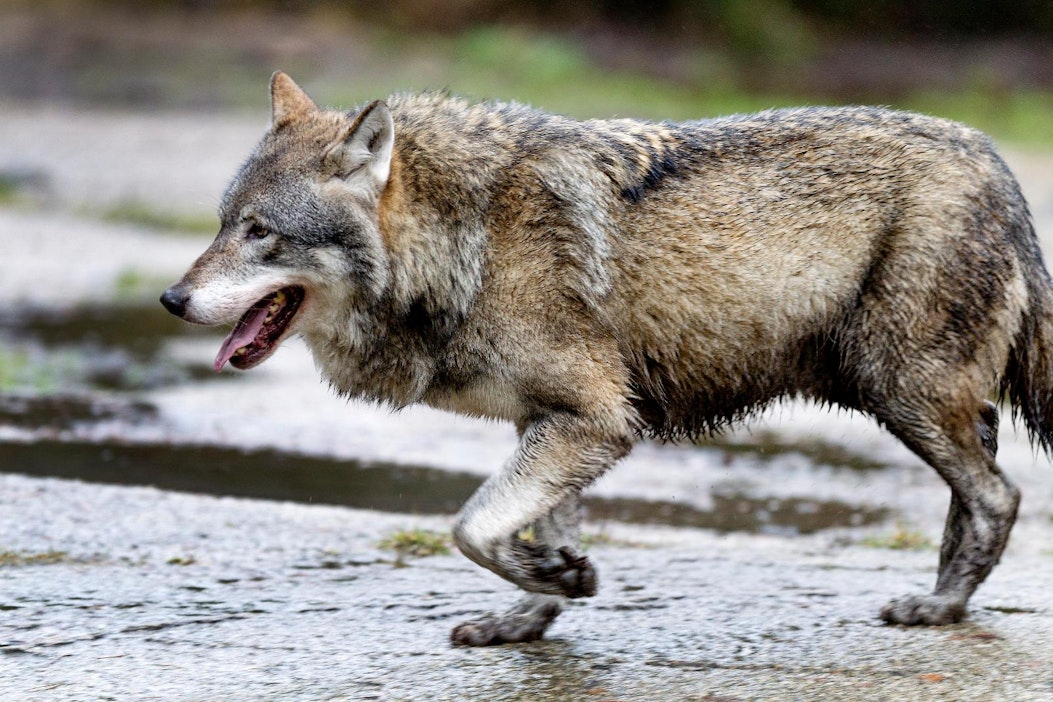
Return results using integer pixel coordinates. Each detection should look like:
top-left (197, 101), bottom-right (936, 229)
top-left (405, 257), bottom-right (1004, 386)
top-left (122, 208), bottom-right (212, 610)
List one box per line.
top-left (324, 100), bottom-right (395, 189)
top-left (270, 71), bottom-right (318, 129)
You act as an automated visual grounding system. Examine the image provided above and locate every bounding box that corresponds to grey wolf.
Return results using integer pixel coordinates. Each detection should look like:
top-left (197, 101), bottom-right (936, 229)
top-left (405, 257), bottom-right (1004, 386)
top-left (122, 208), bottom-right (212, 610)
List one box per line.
top-left (161, 72), bottom-right (1052, 646)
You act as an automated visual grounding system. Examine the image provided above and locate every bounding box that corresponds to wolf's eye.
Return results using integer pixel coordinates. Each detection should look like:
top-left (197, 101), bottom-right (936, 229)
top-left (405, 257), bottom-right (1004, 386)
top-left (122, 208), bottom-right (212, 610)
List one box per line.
top-left (246, 222), bottom-right (269, 240)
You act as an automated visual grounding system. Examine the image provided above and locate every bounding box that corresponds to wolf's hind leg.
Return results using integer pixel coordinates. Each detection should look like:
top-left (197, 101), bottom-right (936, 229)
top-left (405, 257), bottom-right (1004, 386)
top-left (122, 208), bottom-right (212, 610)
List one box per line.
top-left (977, 399), bottom-right (1000, 458)
top-left (879, 400), bottom-right (1020, 625)
top-left (451, 496), bottom-right (582, 646)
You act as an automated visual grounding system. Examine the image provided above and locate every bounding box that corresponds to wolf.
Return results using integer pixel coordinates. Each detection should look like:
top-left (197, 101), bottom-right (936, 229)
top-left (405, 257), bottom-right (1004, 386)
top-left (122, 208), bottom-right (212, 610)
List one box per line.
top-left (161, 72), bottom-right (1052, 646)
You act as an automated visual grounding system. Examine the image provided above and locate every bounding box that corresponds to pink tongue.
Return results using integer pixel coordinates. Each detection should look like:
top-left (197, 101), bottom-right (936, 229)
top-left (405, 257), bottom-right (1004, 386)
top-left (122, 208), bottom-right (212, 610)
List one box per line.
top-left (213, 303), bottom-right (271, 372)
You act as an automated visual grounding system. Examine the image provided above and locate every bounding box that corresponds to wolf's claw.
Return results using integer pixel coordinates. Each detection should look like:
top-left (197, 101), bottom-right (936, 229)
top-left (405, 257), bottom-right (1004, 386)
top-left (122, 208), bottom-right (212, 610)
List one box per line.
top-left (553, 547), bottom-right (596, 598)
top-left (506, 540), bottom-right (596, 598)
top-left (530, 545), bottom-right (595, 598)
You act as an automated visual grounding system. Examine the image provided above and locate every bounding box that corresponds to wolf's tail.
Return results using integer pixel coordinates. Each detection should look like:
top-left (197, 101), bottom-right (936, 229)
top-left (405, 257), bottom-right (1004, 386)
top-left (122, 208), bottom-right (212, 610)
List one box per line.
top-left (1004, 215), bottom-right (1053, 456)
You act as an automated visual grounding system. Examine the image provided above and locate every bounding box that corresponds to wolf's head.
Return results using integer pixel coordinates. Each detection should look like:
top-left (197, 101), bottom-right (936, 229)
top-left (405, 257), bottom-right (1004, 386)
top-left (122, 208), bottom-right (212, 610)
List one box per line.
top-left (161, 72), bottom-right (395, 372)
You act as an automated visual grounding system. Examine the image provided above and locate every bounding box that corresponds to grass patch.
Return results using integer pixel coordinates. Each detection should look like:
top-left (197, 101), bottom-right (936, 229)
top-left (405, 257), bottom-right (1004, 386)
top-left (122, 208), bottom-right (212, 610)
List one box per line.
top-left (0, 339), bottom-right (168, 395)
top-left (0, 549), bottom-right (72, 567)
top-left (0, 176), bottom-right (20, 205)
top-left (860, 523), bottom-right (934, 551)
top-left (378, 528), bottom-right (451, 558)
top-left (0, 168), bottom-right (49, 206)
top-left (0, 348), bottom-right (33, 391)
top-left (166, 555), bottom-right (197, 566)
top-left (99, 200), bottom-right (217, 235)
top-left (0, 345), bottom-right (78, 394)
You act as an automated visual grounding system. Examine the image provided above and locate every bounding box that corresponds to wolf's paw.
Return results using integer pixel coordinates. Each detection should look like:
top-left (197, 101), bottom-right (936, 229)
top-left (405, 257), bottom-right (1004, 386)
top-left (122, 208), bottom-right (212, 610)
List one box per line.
top-left (522, 544), bottom-right (596, 598)
top-left (450, 600), bottom-right (562, 647)
top-left (880, 594), bottom-right (966, 626)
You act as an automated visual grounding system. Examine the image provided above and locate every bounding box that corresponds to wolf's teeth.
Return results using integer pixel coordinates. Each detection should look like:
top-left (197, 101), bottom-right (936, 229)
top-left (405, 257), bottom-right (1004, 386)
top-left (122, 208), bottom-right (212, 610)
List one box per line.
top-left (235, 347), bottom-right (247, 356)
top-left (274, 291), bottom-right (286, 304)
top-left (264, 314), bottom-right (273, 324)
top-left (268, 302), bottom-right (280, 314)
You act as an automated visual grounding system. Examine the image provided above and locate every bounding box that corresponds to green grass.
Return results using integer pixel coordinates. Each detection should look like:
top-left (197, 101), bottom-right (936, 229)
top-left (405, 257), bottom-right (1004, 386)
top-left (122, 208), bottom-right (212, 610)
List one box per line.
top-left (0, 550), bottom-right (72, 567)
top-left (860, 523), bottom-right (934, 551)
top-left (0, 348), bottom-right (31, 391)
top-left (166, 555), bottom-right (197, 566)
top-left (0, 176), bottom-right (20, 205)
top-left (378, 528), bottom-right (451, 558)
top-left (0, 168), bottom-right (47, 205)
top-left (0, 346), bottom-right (75, 394)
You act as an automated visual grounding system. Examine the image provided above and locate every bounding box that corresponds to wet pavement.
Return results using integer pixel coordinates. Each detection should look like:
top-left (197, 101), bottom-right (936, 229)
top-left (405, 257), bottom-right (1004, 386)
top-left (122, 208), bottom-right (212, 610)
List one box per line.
top-left (1, 106), bottom-right (1053, 700)
top-left (2, 472), bottom-right (1052, 701)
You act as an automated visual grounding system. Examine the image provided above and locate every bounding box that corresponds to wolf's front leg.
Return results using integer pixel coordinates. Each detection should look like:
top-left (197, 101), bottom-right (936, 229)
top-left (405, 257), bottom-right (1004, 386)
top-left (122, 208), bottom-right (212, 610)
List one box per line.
top-left (451, 497), bottom-right (582, 646)
top-left (450, 411), bottom-right (632, 644)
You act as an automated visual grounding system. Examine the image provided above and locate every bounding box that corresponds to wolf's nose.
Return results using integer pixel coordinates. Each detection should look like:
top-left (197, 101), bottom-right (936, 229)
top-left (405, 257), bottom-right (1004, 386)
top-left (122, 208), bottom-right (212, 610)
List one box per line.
top-left (160, 285), bottom-right (190, 318)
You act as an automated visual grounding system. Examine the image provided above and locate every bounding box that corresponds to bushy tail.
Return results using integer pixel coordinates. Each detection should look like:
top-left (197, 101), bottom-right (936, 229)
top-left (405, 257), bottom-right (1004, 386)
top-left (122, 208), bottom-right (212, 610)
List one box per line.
top-left (1004, 224), bottom-right (1053, 456)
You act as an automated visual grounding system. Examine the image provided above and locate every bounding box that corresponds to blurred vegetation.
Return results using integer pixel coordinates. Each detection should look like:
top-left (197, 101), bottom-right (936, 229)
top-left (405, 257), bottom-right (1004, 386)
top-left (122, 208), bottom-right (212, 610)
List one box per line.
top-left (378, 527), bottom-right (451, 559)
top-left (80, 0), bottom-right (1053, 37)
top-left (98, 201), bottom-right (219, 236)
top-left (0, 346), bottom-right (73, 394)
top-left (860, 522), bottom-right (935, 551)
top-left (0, 549), bottom-right (73, 567)
top-left (1, 1), bottom-right (1051, 143)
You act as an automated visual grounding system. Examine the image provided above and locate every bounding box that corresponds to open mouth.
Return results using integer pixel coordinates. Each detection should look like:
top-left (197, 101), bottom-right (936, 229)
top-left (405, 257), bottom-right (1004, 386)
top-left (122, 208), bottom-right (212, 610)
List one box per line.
top-left (214, 286), bottom-right (305, 372)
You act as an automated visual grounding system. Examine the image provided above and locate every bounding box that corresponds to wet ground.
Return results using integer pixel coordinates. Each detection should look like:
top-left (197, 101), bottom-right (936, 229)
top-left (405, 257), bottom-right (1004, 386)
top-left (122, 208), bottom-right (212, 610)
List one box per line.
top-left (1, 106), bottom-right (1053, 700)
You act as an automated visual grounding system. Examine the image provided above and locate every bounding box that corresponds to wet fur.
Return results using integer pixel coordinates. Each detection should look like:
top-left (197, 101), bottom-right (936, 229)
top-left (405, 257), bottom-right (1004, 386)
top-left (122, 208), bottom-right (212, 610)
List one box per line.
top-left (164, 73), bottom-right (1053, 645)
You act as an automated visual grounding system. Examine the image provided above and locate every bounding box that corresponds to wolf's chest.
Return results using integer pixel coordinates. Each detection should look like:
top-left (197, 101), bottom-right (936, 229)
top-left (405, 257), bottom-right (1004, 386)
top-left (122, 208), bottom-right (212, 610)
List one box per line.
top-left (420, 375), bottom-right (525, 422)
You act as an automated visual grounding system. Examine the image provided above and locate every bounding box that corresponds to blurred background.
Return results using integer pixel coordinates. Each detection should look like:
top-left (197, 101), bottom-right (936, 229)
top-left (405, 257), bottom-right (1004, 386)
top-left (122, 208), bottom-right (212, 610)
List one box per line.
top-left (3, 3), bottom-right (1053, 697)
top-left (2, 0), bottom-right (1052, 138)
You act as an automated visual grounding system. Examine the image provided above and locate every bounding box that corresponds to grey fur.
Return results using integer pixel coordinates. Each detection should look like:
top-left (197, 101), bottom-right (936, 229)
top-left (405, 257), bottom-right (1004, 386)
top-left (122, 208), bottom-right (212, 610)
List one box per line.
top-left (162, 72), bottom-right (1053, 646)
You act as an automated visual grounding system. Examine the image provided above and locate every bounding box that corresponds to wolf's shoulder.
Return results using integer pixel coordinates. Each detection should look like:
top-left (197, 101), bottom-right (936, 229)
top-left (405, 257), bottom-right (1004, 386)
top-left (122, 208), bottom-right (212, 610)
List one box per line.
top-left (385, 92), bottom-right (561, 127)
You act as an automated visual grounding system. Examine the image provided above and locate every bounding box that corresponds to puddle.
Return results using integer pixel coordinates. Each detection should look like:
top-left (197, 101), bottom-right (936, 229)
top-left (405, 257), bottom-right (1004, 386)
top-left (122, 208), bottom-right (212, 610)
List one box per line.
top-left (0, 301), bottom-right (889, 535)
top-left (0, 438), bottom-right (887, 534)
top-left (0, 303), bottom-right (223, 391)
top-left (0, 394), bottom-right (156, 431)
top-left (587, 494), bottom-right (881, 534)
top-left (698, 430), bottom-right (889, 472)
